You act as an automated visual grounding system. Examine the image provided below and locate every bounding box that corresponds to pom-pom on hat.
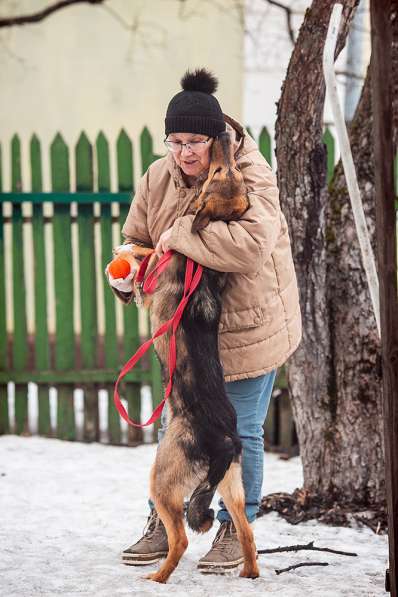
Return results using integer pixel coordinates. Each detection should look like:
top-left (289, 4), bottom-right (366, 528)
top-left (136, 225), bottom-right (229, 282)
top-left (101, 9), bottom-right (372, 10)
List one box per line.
top-left (165, 68), bottom-right (226, 138)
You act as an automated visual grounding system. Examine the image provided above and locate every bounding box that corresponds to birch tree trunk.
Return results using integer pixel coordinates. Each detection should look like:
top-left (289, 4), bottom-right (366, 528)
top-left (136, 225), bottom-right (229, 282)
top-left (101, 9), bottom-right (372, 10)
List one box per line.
top-left (274, 0), bottom-right (388, 511)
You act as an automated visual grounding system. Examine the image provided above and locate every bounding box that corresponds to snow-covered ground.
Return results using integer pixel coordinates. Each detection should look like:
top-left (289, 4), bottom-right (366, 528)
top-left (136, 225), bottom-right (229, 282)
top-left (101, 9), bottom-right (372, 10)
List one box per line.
top-left (0, 436), bottom-right (388, 597)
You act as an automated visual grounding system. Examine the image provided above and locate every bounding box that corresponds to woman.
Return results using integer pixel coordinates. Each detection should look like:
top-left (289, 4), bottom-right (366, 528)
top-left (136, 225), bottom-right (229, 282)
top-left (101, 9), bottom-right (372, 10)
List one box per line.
top-left (107, 68), bottom-right (302, 573)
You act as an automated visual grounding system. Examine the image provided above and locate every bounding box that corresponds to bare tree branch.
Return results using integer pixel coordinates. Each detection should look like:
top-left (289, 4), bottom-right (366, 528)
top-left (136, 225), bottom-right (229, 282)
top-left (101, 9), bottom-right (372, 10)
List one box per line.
top-left (258, 540), bottom-right (358, 557)
top-left (0, 0), bottom-right (105, 29)
top-left (275, 562), bottom-right (329, 575)
top-left (265, 0), bottom-right (295, 45)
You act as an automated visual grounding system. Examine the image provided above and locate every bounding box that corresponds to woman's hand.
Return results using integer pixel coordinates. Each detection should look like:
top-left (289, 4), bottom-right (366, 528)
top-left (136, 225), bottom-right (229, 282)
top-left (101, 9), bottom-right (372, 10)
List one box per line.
top-left (155, 227), bottom-right (173, 256)
top-left (105, 264), bottom-right (136, 293)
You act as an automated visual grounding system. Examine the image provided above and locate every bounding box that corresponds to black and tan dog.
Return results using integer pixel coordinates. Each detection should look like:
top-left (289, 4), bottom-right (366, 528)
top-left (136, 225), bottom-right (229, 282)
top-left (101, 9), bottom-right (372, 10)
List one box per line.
top-left (123, 132), bottom-right (259, 584)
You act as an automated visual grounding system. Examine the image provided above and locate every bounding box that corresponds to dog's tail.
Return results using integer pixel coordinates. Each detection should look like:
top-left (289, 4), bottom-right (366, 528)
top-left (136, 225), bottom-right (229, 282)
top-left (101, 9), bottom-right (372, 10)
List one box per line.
top-left (187, 435), bottom-right (239, 533)
top-left (186, 480), bottom-right (217, 533)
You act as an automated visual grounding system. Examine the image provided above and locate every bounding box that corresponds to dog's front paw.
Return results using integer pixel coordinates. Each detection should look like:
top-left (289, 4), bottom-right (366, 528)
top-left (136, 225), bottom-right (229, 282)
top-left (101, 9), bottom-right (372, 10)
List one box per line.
top-left (239, 565), bottom-right (260, 579)
top-left (145, 571), bottom-right (167, 583)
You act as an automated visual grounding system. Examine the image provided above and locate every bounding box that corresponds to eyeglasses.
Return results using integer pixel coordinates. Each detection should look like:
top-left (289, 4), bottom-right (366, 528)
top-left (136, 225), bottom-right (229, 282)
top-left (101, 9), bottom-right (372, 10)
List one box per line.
top-left (164, 137), bottom-right (211, 153)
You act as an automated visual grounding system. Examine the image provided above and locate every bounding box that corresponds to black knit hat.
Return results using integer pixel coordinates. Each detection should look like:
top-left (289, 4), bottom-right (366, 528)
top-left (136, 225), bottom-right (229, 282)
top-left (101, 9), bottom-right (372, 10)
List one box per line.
top-left (165, 68), bottom-right (226, 138)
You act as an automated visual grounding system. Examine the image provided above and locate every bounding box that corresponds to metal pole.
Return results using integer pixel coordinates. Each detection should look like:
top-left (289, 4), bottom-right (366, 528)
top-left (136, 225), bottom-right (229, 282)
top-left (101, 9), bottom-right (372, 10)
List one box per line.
top-left (323, 3), bottom-right (381, 337)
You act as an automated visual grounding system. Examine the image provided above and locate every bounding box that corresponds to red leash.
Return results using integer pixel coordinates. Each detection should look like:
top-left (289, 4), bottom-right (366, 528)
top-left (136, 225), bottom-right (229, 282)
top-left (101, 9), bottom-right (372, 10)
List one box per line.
top-left (113, 250), bottom-right (203, 427)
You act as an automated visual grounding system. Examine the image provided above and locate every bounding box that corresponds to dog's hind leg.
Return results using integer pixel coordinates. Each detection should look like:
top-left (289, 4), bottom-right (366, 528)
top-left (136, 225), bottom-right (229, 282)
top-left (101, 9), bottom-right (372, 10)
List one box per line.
top-left (217, 462), bottom-right (260, 579)
top-left (146, 467), bottom-right (188, 583)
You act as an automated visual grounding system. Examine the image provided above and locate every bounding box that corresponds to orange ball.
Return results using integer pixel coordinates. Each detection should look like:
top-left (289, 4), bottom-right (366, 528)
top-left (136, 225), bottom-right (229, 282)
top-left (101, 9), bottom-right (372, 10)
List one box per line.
top-left (108, 257), bottom-right (131, 279)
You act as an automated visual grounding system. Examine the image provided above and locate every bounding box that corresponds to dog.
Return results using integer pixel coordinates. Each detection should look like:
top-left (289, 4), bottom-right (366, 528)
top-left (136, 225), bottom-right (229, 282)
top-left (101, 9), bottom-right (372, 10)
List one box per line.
top-left (121, 132), bottom-right (259, 583)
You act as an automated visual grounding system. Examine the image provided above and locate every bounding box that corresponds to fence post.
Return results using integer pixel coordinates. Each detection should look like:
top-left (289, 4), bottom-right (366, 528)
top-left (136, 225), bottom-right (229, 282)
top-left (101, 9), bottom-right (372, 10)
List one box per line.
top-left (51, 133), bottom-right (76, 440)
top-left (97, 131), bottom-right (121, 444)
top-left (245, 126), bottom-right (254, 140)
top-left (0, 143), bottom-right (9, 434)
top-left (278, 390), bottom-right (295, 452)
top-left (259, 126), bottom-right (272, 166)
top-left (117, 129), bottom-right (143, 445)
top-left (140, 127), bottom-right (163, 175)
top-left (11, 135), bottom-right (29, 435)
top-left (139, 128), bottom-right (163, 440)
top-left (31, 134), bottom-right (51, 436)
top-left (264, 397), bottom-right (276, 449)
top-left (76, 132), bottom-right (99, 442)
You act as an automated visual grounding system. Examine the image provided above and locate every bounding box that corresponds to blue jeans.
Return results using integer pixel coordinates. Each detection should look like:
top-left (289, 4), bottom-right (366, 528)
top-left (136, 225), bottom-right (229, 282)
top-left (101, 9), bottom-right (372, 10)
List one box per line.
top-left (149, 369), bottom-right (278, 523)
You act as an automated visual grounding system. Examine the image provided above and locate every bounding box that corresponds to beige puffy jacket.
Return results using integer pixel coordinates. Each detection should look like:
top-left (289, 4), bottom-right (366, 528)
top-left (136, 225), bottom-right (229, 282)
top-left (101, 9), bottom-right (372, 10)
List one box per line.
top-left (117, 115), bottom-right (302, 382)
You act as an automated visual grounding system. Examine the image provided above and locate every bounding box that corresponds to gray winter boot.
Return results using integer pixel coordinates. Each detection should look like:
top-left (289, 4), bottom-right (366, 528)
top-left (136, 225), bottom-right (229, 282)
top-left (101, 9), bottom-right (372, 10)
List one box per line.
top-left (197, 520), bottom-right (245, 573)
top-left (122, 509), bottom-right (169, 566)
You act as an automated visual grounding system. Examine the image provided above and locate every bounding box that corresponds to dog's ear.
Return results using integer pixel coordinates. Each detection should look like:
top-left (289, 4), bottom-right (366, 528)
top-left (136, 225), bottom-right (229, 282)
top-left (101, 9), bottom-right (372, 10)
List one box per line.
top-left (191, 206), bottom-right (211, 233)
top-left (130, 250), bottom-right (158, 309)
top-left (145, 251), bottom-right (159, 275)
top-left (129, 245), bottom-right (154, 259)
top-left (142, 252), bottom-right (160, 308)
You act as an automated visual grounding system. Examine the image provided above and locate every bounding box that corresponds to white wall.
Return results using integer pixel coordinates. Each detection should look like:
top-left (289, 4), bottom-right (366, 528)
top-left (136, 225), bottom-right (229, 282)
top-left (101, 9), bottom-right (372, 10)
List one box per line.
top-left (0, 0), bottom-right (244, 190)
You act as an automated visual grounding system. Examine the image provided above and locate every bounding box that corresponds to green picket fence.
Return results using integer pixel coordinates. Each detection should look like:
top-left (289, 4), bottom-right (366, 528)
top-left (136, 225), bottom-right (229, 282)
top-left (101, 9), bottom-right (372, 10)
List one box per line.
top-left (0, 124), bottom-right (299, 451)
top-left (0, 128), bottom-right (165, 445)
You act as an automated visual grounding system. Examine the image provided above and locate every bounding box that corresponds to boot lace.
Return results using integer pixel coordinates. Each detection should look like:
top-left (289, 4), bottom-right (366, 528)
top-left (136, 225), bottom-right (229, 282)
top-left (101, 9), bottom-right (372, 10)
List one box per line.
top-left (211, 521), bottom-right (236, 552)
top-left (142, 510), bottom-right (162, 539)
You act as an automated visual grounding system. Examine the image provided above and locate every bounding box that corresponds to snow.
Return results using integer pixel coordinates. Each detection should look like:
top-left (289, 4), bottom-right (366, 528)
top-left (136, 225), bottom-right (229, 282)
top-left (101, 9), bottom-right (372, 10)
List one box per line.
top-left (0, 436), bottom-right (388, 597)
